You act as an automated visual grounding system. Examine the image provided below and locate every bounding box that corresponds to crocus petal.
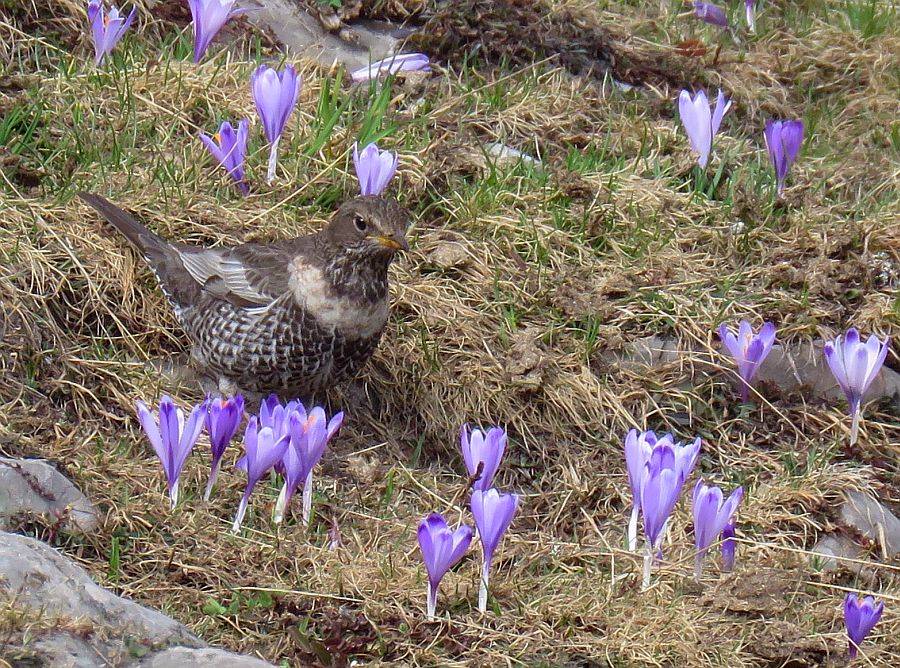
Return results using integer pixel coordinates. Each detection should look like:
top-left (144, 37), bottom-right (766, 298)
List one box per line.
top-left (252, 64), bottom-right (301, 145)
top-left (352, 142), bottom-right (398, 196)
top-left (679, 90), bottom-right (712, 168)
top-left (710, 89), bottom-right (732, 137)
top-left (460, 424), bottom-right (507, 491)
top-left (189, 0), bottom-right (254, 63)
top-left (136, 399), bottom-right (166, 468)
top-left (471, 488), bottom-right (519, 564)
top-left (692, 1), bottom-right (729, 27)
top-left (350, 52), bottom-right (431, 83)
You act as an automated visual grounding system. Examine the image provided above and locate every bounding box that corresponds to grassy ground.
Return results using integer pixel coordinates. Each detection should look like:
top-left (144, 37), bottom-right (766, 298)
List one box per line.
top-left (1, 0), bottom-right (899, 665)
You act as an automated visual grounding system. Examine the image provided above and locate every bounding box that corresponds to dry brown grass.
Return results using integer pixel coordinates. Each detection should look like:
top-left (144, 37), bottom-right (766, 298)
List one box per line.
top-left (1, 0), bottom-right (899, 665)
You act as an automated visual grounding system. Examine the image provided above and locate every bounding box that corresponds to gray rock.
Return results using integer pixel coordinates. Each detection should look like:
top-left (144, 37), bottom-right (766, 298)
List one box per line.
top-left (0, 533), bottom-right (276, 667)
top-left (139, 647), bottom-right (275, 667)
top-left (0, 457), bottom-right (100, 534)
top-left (810, 533), bottom-right (864, 572)
top-left (839, 490), bottom-right (900, 558)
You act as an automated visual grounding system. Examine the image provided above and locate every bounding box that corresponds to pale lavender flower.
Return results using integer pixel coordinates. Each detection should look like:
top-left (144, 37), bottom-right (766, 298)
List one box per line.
top-left (692, 1), bottom-right (729, 27)
top-left (721, 521), bottom-right (736, 571)
top-left (719, 320), bottom-right (777, 402)
top-left (259, 393), bottom-right (301, 442)
top-left (251, 64), bottom-right (301, 184)
top-left (87, 0), bottom-right (136, 66)
top-left (824, 328), bottom-right (890, 445)
top-left (416, 513), bottom-right (473, 620)
top-left (350, 52), bottom-right (431, 83)
top-left (202, 394), bottom-right (244, 501)
top-left (745, 0), bottom-right (756, 32)
top-left (639, 447), bottom-right (687, 588)
top-left (624, 429), bottom-right (700, 551)
top-left (231, 417), bottom-right (289, 532)
top-left (692, 480), bottom-right (744, 579)
top-left (273, 405), bottom-right (343, 526)
top-left (845, 593), bottom-right (884, 659)
top-left (199, 119), bottom-right (250, 194)
top-left (188, 0), bottom-right (254, 63)
top-left (678, 89), bottom-right (732, 168)
top-left (764, 119), bottom-right (804, 196)
top-left (136, 396), bottom-right (207, 509)
top-left (471, 488), bottom-right (519, 612)
top-left (352, 142), bottom-right (398, 197)
top-left (460, 424), bottom-right (507, 492)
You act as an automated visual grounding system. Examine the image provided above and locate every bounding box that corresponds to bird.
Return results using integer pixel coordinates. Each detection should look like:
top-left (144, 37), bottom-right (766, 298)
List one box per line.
top-left (78, 192), bottom-right (411, 399)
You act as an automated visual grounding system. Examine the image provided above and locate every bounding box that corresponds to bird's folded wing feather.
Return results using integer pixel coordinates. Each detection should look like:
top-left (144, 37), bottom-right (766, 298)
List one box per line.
top-left (176, 243), bottom-right (294, 309)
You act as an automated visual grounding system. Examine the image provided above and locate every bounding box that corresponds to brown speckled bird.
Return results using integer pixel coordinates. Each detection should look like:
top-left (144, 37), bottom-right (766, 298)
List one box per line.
top-left (78, 193), bottom-right (411, 398)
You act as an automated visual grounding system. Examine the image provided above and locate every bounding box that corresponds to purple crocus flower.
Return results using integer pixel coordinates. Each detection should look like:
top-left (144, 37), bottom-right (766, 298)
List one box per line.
top-left (721, 520), bottom-right (737, 571)
top-left (692, 480), bottom-right (744, 579)
top-left (745, 0), bottom-right (756, 32)
top-left (258, 393), bottom-right (301, 442)
top-left (352, 142), bottom-right (398, 197)
top-left (231, 417), bottom-right (289, 532)
top-left (416, 513), bottom-right (473, 620)
top-left (678, 89), bottom-right (732, 169)
top-left (764, 119), bottom-right (804, 197)
top-left (460, 424), bottom-right (507, 492)
top-left (87, 0), bottom-right (136, 66)
top-left (639, 447), bottom-right (687, 588)
top-left (202, 394), bottom-right (244, 501)
top-left (350, 52), bottom-right (431, 83)
top-left (719, 320), bottom-right (777, 402)
top-left (471, 488), bottom-right (519, 612)
top-left (136, 396), bottom-right (207, 509)
top-left (188, 0), bottom-right (253, 63)
top-left (824, 329), bottom-right (890, 445)
top-left (274, 405), bottom-right (343, 526)
top-left (251, 64), bottom-right (301, 185)
top-left (692, 1), bottom-right (729, 27)
top-left (844, 593), bottom-right (884, 659)
top-left (199, 119), bottom-right (250, 195)
top-left (624, 429), bottom-right (700, 551)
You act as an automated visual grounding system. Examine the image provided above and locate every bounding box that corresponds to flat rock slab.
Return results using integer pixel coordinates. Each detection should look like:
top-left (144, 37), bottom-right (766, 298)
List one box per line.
top-left (0, 457), bottom-right (100, 534)
top-left (0, 532), bottom-right (276, 667)
top-left (839, 490), bottom-right (900, 558)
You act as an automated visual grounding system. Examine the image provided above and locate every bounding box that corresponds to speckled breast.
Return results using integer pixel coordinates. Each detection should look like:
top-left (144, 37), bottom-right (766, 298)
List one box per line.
top-left (180, 296), bottom-right (384, 397)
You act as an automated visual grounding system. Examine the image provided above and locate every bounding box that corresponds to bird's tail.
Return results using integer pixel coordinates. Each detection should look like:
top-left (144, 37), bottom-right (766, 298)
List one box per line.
top-left (77, 192), bottom-right (169, 262)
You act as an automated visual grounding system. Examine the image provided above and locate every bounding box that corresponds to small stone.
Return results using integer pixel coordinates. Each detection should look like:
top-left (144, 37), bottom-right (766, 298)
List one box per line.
top-left (838, 490), bottom-right (900, 558)
top-left (810, 533), bottom-right (864, 572)
top-left (0, 457), bottom-right (100, 534)
top-left (427, 241), bottom-right (470, 270)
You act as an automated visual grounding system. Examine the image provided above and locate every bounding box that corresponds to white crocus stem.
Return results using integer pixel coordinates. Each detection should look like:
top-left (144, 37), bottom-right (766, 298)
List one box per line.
top-left (627, 504), bottom-right (639, 552)
top-left (231, 492), bottom-right (250, 533)
top-left (642, 543), bottom-right (653, 590)
top-left (266, 136), bottom-right (280, 185)
top-left (203, 459), bottom-right (222, 502)
top-left (170, 479), bottom-right (179, 510)
top-left (426, 582), bottom-right (437, 620)
top-left (273, 482), bottom-right (289, 524)
top-left (478, 559), bottom-right (491, 613)
top-left (694, 549), bottom-right (706, 581)
top-left (301, 469), bottom-right (314, 526)
top-left (850, 407), bottom-right (862, 446)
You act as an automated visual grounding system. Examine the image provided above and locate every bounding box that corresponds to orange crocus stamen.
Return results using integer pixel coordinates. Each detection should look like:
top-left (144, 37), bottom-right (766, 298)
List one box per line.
top-left (213, 133), bottom-right (221, 144)
top-left (103, 15), bottom-right (110, 27)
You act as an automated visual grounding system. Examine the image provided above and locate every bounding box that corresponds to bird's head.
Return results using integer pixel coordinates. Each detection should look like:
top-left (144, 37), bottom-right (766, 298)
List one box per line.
top-left (325, 196), bottom-right (411, 261)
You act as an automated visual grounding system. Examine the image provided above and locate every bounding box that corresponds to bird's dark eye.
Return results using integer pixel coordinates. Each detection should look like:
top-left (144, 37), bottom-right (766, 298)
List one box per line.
top-left (353, 215), bottom-right (368, 232)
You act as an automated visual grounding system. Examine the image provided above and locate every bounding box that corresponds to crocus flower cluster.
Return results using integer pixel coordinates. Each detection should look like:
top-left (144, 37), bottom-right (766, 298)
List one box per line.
top-left (844, 593), bottom-right (884, 659)
top-left (624, 429), bottom-right (703, 587)
top-left (86, 0), bottom-right (136, 66)
top-left (135, 392), bottom-right (343, 532)
top-left (417, 424), bottom-right (518, 619)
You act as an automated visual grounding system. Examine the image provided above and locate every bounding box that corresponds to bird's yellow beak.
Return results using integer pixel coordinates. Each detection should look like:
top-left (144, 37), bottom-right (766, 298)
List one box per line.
top-left (372, 234), bottom-right (409, 251)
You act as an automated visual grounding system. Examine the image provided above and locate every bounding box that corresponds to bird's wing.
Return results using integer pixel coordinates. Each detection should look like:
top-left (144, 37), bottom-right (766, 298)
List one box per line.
top-left (176, 242), bottom-right (297, 309)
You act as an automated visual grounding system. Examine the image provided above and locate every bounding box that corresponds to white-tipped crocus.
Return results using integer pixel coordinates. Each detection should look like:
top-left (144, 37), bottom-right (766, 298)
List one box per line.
top-left (350, 52), bottom-right (431, 83)
top-left (274, 405), bottom-right (343, 526)
top-left (251, 64), bottom-right (301, 184)
top-left (188, 0), bottom-right (254, 63)
top-left (624, 429), bottom-right (700, 551)
top-left (203, 394), bottom-right (244, 501)
top-left (639, 446), bottom-right (690, 588)
top-left (692, 480), bottom-right (743, 579)
top-left (460, 424), bottom-right (507, 492)
top-left (764, 119), bottom-right (804, 197)
top-left (199, 119), bottom-right (250, 195)
top-left (471, 488), bottom-right (518, 612)
top-left (352, 142), bottom-right (398, 197)
top-left (136, 396), bottom-right (207, 509)
top-left (231, 417), bottom-right (289, 532)
top-left (824, 328), bottom-right (890, 445)
top-left (416, 513), bottom-right (473, 620)
top-left (87, 0), bottom-right (136, 66)
top-left (719, 320), bottom-right (777, 403)
top-left (678, 89), bottom-right (732, 169)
